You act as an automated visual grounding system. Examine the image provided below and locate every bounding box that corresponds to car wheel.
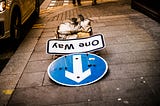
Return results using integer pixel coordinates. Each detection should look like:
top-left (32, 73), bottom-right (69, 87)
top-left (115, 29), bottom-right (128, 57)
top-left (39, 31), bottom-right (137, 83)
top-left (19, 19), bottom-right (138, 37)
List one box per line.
top-left (34, 0), bottom-right (40, 18)
top-left (10, 10), bottom-right (21, 42)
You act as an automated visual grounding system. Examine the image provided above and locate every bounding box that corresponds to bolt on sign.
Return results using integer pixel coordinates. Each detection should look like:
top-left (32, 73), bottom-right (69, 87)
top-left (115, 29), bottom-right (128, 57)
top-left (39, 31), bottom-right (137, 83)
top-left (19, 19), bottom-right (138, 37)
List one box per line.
top-left (46, 34), bottom-right (105, 54)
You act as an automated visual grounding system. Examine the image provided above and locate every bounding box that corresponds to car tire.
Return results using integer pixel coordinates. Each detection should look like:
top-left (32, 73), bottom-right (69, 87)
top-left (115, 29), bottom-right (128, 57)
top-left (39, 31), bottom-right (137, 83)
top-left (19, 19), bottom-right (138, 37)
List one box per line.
top-left (34, 0), bottom-right (40, 18)
top-left (10, 10), bottom-right (22, 43)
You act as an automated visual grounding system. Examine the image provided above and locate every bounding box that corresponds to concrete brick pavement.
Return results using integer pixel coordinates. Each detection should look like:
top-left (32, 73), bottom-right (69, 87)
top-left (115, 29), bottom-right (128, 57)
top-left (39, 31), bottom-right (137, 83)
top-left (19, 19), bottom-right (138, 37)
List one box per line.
top-left (0, 0), bottom-right (160, 105)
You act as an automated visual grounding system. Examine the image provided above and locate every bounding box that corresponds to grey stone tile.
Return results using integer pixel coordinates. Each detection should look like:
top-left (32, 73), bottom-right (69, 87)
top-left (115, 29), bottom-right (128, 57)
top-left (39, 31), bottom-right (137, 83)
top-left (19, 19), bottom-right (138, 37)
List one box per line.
top-left (38, 36), bottom-right (55, 44)
top-left (92, 23), bottom-right (106, 28)
top-left (103, 61), bottom-right (160, 81)
top-left (122, 96), bottom-right (160, 106)
top-left (106, 44), bottom-right (131, 53)
top-left (105, 63), bottom-right (143, 80)
top-left (106, 40), bottom-right (160, 54)
top-left (50, 102), bottom-right (87, 106)
top-left (96, 50), bottom-right (107, 58)
top-left (150, 26), bottom-right (160, 36)
top-left (9, 84), bottom-right (102, 106)
top-left (102, 19), bottom-right (134, 27)
top-left (105, 35), bottom-right (129, 45)
top-left (1, 52), bottom-right (31, 75)
top-left (56, 102), bottom-right (88, 106)
top-left (88, 100), bottom-right (130, 106)
top-left (126, 34), bottom-right (154, 43)
top-left (0, 94), bottom-right (12, 106)
top-left (41, 32), bottom-right (57, 38)
top-left (86, 97), bottom-right (159, 106)
top-left (17, 72), bottom-right (45, 88)
top-left (132, 18), bottom-right (160, 29)
top-left (26, 29), bottom-right (43, 38)
top-left (102, 28), bottom-right (148, 38)
top-left (146, 76), bottom-right (160, 97)
top-left (45, 21), bottom-right (61, 29)
top-left (16, 38), bottom-right (38, 53)
top-left (0, 74), bottom-right (20, 89)
top-left (139, 61), bottom-right (160, 76)
top-left (24, 60), bottom-right (52, 73)
top-left (43, 28), bottom-right (57, 33)
top-left (105, 33), bottom-right (153, 46)
top-left (0, 74), bottom-right (20, 106)
top-left (130, 40), bottom-right (160, 51)
top-left (34, 43), bottom-right (46, 52)
top-left (104, 49), bottom-right (160, 65)
top-left (29, 51), bottom-right (52, 61)
top-left (43, 72), bottom-right (55, 86)
top-left (101, 24), bottom-right (143, 32)
top-left (100, 78), bottom-right (155, 99)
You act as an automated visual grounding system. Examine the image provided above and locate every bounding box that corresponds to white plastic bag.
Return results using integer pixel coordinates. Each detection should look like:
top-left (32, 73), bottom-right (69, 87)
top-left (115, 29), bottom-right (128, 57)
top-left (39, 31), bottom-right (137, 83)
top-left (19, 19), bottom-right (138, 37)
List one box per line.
top-left (57, 15), bottom-right (92, 39)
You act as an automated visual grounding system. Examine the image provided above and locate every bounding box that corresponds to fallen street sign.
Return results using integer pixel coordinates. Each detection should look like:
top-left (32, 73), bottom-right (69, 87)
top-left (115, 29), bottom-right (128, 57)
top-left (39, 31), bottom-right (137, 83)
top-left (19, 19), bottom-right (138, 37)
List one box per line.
top-left (47, 34), bottom-right (105, 54)
top-left (48, 53), bottom-right (108, 86)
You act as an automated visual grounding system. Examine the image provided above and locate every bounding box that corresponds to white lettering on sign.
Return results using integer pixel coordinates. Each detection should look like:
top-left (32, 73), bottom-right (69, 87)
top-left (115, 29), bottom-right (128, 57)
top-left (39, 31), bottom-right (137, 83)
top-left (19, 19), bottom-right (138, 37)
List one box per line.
top-left (47, 34), bottom-right (105, 54)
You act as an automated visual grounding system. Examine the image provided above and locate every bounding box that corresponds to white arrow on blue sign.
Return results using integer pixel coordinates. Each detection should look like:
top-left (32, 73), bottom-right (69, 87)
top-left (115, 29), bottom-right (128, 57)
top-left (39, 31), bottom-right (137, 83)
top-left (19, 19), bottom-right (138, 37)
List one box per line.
top-left (48, 53), bottom-right (108, 86)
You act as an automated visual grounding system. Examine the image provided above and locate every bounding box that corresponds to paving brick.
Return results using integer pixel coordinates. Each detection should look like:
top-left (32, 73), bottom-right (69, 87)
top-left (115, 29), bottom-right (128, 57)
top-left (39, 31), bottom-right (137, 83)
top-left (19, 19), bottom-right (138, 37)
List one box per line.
top-left (43, 71), bottom-right (55, 86)
top-left (17, 72), bottom-right (45, 88)
top-left (106, 40), bottom-right (160, 54)
top-left (53, 102), bottom-right (87, 106)
top-left (146, 76), bottom-right (160, 97)
top-left (0, 74), bottom-right (20, 106)
top-left (101, 28), bottom-right (148, 38)
top-left (100, 78), bottom-right (156, 99)
top-left (16, 38), bottom-right (38, 53)
top-left (0, 75), bottom-right (20, 89)
top-left (34, 43), bottom-right (46, 52)
top-left (38, 36), bottom-right (55, 44)
top-left (9, 84), bottom-right (102, 106)
top-left (104, 49), bottom-right (160, 65)
top-left (24, 60), bottom-right (52, 73)
top-left (104, 61), bottom-right (160, 80)
top-left (25, 29), bottom-right (43, 38)
top-left (29, 51), bottom-right (52, 61)
top-left (1, 53), bottom-right (31, 75)
top-left (85, 97), bottom-right (159, 106)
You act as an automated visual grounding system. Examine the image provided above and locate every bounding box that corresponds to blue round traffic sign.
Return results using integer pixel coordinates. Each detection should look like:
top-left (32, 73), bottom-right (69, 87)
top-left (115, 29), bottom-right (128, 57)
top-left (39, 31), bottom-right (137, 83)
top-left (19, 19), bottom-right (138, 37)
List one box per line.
top-left (48, 53), bottom-right (108, 86)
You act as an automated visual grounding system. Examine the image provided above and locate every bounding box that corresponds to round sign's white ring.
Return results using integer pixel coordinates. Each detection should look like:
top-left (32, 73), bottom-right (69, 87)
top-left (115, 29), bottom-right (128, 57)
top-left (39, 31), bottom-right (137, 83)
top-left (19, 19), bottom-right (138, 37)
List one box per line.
top-left (47, 53), bottom-right (108, 86)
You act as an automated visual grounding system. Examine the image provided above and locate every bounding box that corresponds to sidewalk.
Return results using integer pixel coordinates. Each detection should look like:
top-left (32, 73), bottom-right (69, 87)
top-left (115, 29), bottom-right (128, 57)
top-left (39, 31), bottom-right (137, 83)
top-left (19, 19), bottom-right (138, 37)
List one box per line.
top-left (0, 0), bottom-right (160, 105)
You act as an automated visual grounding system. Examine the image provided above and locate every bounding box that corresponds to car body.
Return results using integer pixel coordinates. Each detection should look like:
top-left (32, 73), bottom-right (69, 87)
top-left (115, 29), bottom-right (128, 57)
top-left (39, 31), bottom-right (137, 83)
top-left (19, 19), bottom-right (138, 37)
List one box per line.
top-left (0, 0), bottom-right (40, 40)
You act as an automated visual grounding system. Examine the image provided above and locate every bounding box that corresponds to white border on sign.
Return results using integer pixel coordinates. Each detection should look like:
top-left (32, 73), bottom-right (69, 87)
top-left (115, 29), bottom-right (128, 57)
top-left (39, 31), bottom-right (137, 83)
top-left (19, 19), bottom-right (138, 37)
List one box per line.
top-left (47, 53), bottom-right (108, 87)
top-left (46, 34), bottom-right (106, 55)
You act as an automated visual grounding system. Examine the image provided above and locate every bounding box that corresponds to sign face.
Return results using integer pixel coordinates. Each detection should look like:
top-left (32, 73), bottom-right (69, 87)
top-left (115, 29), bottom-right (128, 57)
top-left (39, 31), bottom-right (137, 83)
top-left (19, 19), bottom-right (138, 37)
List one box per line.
top-left (47, 34), bottom-right (105, 54)
top-left (48, 53), bottom-right (108, 86)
